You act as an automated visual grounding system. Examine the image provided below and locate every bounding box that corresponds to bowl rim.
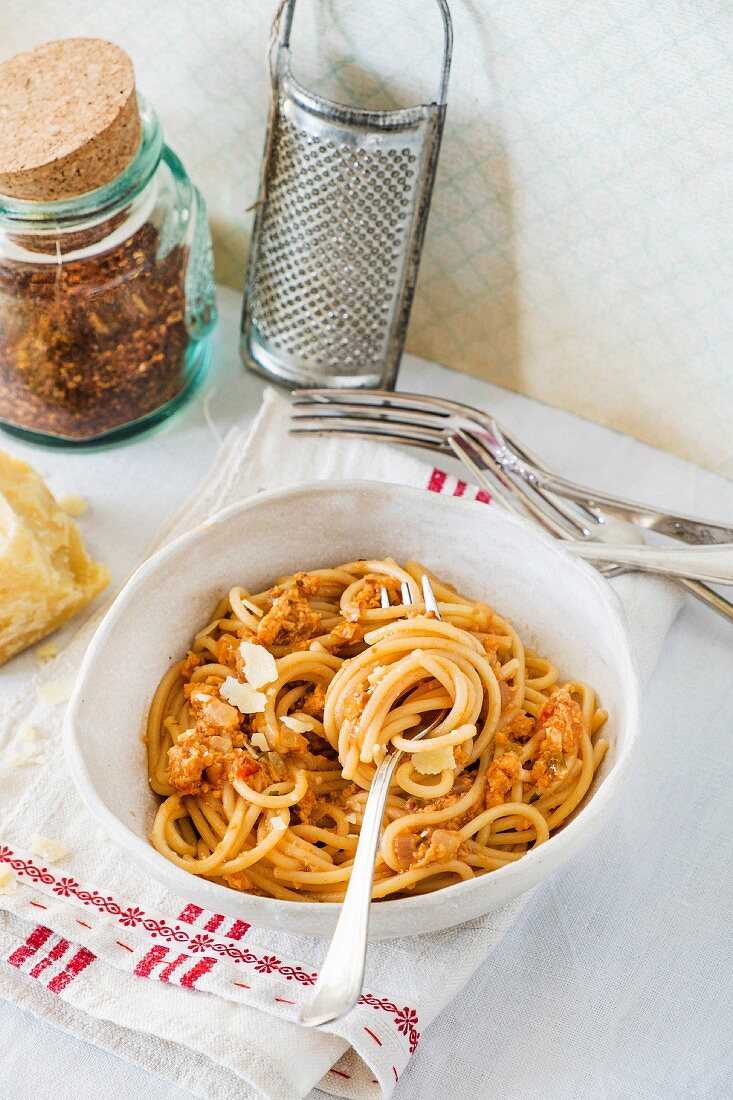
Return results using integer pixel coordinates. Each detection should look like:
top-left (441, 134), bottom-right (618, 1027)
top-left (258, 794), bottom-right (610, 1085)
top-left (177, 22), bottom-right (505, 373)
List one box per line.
top-left (64, 479), bottom-right (641, 933)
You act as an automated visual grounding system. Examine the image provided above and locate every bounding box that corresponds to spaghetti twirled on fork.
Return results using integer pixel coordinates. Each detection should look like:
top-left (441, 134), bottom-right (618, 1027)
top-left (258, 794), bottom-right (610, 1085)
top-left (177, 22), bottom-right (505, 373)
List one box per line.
top-left (147, 559), bottom-right (609, 901)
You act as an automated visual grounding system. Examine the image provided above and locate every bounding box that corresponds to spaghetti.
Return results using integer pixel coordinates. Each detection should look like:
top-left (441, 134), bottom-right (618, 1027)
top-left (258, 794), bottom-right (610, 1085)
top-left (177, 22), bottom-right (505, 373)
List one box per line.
top-left (147, 559), bottom-right (609, 901)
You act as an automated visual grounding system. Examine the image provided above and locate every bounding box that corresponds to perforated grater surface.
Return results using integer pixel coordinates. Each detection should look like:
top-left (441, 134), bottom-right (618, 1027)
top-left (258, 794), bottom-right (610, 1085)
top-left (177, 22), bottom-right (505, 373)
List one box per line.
top-left (241, 0), bottom-right (453, 389)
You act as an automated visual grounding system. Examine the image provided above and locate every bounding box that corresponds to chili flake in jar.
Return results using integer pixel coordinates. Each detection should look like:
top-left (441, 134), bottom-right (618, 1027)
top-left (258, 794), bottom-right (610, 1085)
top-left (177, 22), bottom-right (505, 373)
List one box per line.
top-left (0, 39), bottom-right (216, 446)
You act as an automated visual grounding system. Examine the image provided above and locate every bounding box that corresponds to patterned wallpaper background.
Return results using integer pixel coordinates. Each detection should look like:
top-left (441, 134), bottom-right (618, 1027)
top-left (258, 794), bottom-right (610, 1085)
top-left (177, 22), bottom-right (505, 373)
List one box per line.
top-left (2, 1), bottom-right (731, 473)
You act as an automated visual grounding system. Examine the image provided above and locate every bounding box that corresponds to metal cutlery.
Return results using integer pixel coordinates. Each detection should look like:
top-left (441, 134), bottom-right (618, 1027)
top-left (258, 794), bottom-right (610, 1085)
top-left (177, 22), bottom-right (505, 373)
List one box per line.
top-left (291, 390), bottom-right (733, 618)
top-left (300, 576), bottom-right (446, 1028)
top-left (445, 431), bottom-right (733, 584)
top-left (459, 424), bottom-right (733, 619)
top-left (291, 390), bottom-right (733, 545)
top-left (449, 427), bottom-right (733, 622)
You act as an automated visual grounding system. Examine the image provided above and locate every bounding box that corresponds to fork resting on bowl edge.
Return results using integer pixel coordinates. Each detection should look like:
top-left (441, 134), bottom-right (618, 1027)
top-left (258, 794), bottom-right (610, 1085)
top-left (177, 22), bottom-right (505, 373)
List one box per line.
top-left (291, 390), bottom-right (733, 617)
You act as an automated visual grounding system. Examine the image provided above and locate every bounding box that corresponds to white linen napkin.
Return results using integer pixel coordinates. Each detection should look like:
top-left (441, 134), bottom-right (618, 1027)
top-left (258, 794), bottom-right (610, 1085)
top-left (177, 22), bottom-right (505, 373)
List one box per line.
top-left (0, 389), bottom-right (682, 1100)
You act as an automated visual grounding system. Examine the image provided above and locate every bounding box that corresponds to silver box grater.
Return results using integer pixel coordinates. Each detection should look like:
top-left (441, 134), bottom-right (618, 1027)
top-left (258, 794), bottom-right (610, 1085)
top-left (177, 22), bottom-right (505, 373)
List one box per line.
top-left (241, 0), bottom-right (453, 389)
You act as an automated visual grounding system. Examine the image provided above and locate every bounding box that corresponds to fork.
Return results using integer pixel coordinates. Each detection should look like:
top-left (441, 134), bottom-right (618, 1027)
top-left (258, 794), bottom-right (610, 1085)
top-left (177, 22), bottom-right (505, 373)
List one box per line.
top-left (291, 391), bottom-right (733, 615)
top-left (447, 428), bottom-right (733, 612)
top-left (300, 576), bottom-right (446, 1028)
top-left (291, 390), bottom-right (733, 545)
top-left (462, 426), bottom-right (733, 619)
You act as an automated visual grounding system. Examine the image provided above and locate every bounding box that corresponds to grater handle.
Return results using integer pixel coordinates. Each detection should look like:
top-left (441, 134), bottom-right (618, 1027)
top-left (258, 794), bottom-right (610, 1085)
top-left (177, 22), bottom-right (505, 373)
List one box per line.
top-left (275, 0), bottom-right (453, 105)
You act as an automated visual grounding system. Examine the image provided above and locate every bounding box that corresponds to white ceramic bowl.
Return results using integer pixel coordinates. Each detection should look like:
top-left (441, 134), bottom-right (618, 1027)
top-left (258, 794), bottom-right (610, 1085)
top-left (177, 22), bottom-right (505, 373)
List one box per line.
top-left (64, 481), bottom-right (640, 939)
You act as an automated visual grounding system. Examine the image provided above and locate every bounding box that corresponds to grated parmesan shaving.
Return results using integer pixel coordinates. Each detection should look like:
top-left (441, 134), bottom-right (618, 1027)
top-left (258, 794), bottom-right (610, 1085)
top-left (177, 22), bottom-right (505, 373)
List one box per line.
top-left (220, 676), bottom-right (267, 714)
top-left (412, 745), bottom-right (456, 775)
top-left (59, 493), bottom-right (88, 517)
top-left (30, 834), bottom-right (68, 863)
top-left (250, 730), bottom-right (269, 753)
top-left (0, 866), bottom-right (17, 895)
top-left (239, 641), bottom-right (277, 689)
top-left (37, 681), bottom-right (74, 706)
top-left (34, 642), bottom-right (58, 665)
top-left (10, 745), bottom-right (47, 767)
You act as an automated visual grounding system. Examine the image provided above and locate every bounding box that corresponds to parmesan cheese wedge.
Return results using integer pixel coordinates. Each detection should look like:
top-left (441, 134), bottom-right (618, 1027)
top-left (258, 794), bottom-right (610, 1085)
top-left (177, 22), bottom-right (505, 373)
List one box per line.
top-left (0, 452), bottom-right (109, 666)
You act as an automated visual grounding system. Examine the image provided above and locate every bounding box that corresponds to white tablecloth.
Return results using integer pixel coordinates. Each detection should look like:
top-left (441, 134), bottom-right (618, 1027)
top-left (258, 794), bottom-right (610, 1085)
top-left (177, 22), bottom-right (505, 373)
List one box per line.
top-left (1, 288), bottom-right (732, 1100)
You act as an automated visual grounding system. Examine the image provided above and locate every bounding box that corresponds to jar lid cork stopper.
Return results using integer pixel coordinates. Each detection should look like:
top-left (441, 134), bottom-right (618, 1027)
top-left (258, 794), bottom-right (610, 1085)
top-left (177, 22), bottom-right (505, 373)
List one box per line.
top-left (0, 38), bottom-right (141, 201)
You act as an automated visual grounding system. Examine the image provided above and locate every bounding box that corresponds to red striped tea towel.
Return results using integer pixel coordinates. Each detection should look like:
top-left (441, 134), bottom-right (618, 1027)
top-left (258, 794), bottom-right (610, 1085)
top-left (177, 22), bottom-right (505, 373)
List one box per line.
top-left (0, 389), bottom-right (681, 1100)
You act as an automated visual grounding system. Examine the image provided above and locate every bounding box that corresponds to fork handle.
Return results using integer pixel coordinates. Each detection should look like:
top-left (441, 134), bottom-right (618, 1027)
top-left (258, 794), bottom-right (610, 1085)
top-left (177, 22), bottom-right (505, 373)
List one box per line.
top-left (566, 541), bottom-right (733, 585)
top-left (675, 577), bottom-right (733, 622)
top-left (523, 470), bottom-right (733, 546)
top-left (491, 426), bottom-right (733, 547)
top-left (299, 751), bottom-right (401, 1027)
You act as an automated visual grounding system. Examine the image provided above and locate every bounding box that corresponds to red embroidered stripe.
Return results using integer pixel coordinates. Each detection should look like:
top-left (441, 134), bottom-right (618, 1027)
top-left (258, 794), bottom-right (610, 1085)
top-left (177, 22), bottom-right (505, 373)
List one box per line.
top-left (475, 488), bottom-right (491, 504)
top-left (7, 925), bottom-right (52, 968)
top-left (135, 945), bottom-right (217, 988)
top-left (29, 937), bottom-right (69, 979)
top-left (134, 945), bottom-right (168, 978)
top-left (204, 913), bottom-right (224, 933)
top-left (227, 919), bottom-right (250, 941)
top-left (331, 1069), bottom-right (351, 1079)
top-left (177, 903), bottom-right (203, 925)
top-left (427, 468), bottom-right (447, 493)
top-left (159, 954), bottom-right (188, 983)
top-left (47, 947), bottom-right (95, 994)
top-left (453, 479), bottom-right (467, 496)
top-left (180, 956), bottom-right (217, 988)
top-left (0, 844), bottom-right (420, 1046)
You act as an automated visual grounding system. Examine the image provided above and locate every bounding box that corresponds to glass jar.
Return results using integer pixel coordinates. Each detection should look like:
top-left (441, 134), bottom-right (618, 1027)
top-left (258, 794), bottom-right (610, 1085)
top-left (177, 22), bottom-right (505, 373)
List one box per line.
top-left (0, 100), bottom-right (216, 447)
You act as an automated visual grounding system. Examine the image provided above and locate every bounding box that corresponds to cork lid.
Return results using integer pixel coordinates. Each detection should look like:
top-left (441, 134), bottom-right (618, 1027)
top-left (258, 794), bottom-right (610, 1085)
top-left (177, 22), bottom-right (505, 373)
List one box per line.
top-left (0, 38), bottom-right (141, 201)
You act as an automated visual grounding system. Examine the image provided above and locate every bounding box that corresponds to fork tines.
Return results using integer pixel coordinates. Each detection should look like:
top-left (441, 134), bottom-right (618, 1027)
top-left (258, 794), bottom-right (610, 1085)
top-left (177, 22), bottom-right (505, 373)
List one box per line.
top-left (291, 389), bottom-right (452, 416)
top-left (379, 576), bottom-right (440, 618)
top-left (290, 389), bottom-right (456, 449)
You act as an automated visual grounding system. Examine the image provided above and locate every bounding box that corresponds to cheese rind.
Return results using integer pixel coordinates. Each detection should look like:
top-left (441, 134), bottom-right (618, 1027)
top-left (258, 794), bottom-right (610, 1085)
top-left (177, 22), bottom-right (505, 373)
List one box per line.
top-left (0, 451), bottom-right (109, 666)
